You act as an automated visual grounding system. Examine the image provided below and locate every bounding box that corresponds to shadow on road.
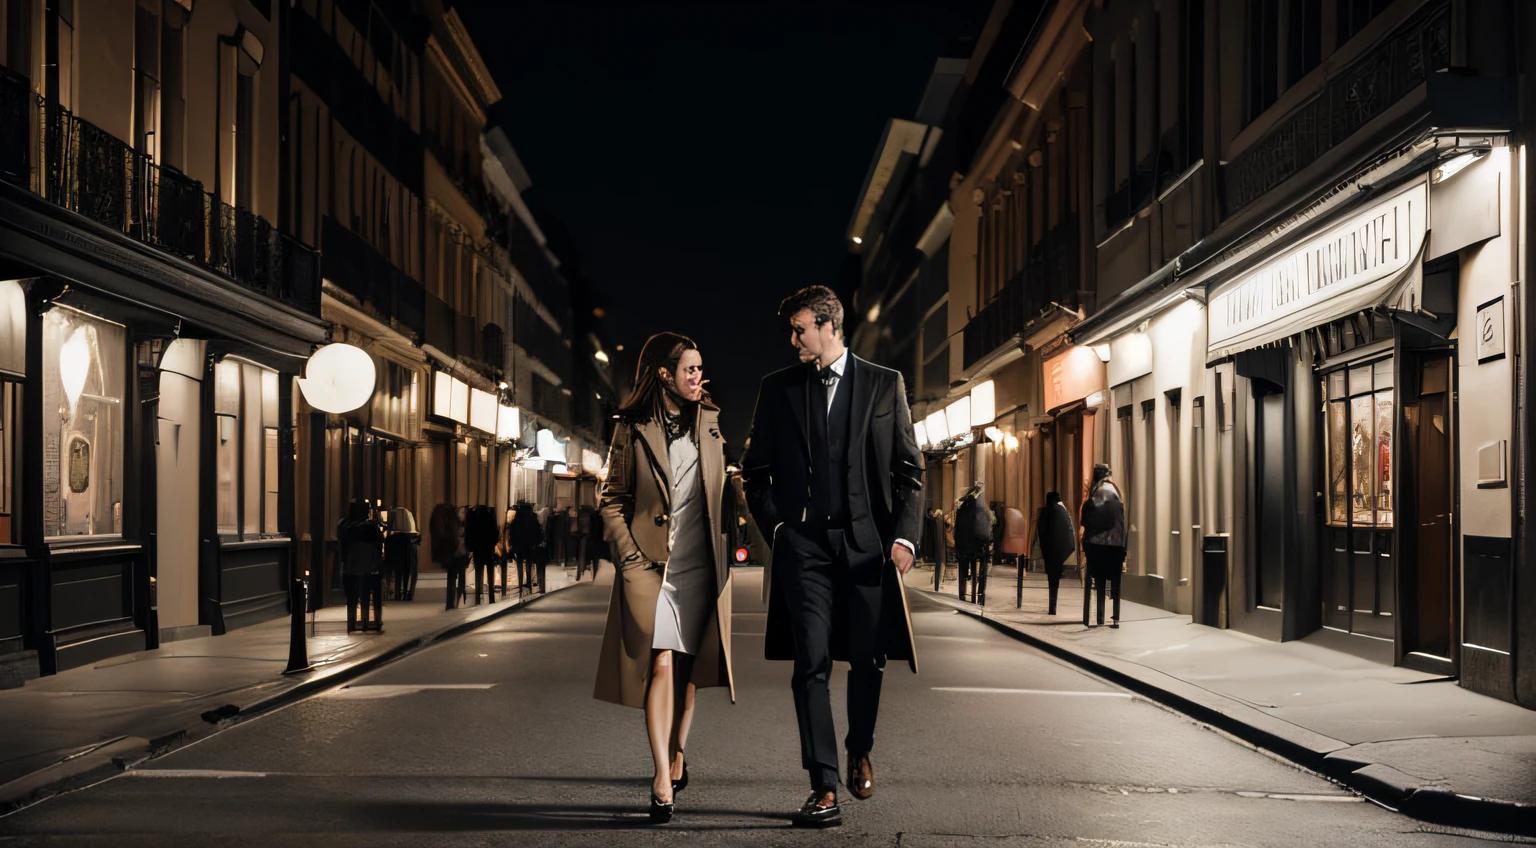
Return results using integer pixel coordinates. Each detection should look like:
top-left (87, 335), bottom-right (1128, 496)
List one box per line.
top-left (359, 800), bottom-right (795, 832)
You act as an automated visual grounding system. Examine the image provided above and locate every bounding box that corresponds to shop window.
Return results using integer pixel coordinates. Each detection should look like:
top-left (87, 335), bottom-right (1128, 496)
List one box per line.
top-left (215, 359), bottom-right (281, 538)
top-left (1324, 358), bottom-right (1393, 528)
top-left (43, 308), bottom-right (125, 539)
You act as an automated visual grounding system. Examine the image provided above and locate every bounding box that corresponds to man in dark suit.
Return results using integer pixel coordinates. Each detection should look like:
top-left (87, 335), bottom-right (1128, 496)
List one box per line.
top-left (742, 285), bottom-right (925, 828)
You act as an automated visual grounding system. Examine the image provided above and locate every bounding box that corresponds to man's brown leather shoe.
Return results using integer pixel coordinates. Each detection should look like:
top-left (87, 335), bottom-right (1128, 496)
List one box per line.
top-left (847, 752), bottom-right (874, 800)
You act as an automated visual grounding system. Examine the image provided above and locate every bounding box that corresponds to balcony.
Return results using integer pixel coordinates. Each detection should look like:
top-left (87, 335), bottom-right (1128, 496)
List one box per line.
top-left (320, 216), bottom-right (425, 335)
top-left (0, 67), bottom-right (319, 314)
top-left (962, 219), bottom-right (1079, 370)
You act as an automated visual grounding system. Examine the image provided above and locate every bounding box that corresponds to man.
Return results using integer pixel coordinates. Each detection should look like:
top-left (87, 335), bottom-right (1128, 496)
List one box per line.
top-left (742, 285), bottom-right (925, 828)
top-left (954, 483), bottom-right (993, 604)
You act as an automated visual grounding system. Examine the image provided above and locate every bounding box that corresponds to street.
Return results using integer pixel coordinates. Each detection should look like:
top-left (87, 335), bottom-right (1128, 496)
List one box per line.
top-left (0, 570), bottom-right (1501, 847)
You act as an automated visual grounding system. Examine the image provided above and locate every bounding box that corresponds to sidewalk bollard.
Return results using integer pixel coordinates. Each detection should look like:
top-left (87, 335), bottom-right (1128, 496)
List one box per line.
top-left (284, 571), bottom-right (312, 675)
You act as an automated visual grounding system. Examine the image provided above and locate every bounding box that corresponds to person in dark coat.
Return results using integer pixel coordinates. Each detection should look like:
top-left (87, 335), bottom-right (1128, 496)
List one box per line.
top-left (464, 504), bottom-right (500, 604)
top-left (1034, 491), bottom-right (1077, 615)
top-left (1079, 464), bottom-right (1128, 627)
top-left (510, 502), bottom-right (543, 591)
top-left (430, 503), bottom-right (467, 610)
top-left (742, 285), bottom-right (924, 827)
top-left (338, 500), bottom-right (384, 633)
top-left (954, 483), bottom-right (994, 604)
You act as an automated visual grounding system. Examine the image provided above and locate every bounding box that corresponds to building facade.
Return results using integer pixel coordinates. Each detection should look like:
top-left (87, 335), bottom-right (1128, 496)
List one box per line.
top-left (931, 0), bottom-right (1531, 706)
top-left (0, 0), bottom-right (326, 675)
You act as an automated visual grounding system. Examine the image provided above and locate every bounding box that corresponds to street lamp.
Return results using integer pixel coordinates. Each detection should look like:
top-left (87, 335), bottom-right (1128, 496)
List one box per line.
top-left (290, 343), bottom-right (377, 676)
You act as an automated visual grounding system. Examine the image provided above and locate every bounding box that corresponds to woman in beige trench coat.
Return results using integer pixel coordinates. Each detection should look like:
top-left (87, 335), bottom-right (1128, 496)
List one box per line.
top-left (595, 332), bottom-right (734, 823)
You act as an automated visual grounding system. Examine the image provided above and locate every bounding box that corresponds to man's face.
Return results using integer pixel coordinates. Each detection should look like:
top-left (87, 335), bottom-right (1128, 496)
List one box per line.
top-left (788, 308), bottom-right (836, 365)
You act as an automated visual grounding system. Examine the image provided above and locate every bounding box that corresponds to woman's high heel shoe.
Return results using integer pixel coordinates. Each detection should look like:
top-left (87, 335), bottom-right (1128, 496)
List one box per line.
top-left (649, 794), bottom-right (674, 824)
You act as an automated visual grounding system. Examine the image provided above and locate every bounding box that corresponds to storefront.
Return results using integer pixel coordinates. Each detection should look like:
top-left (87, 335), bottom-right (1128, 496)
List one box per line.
top-left (0, 272), bottom-right (325, 674)
top-left (1196, 145), bottom-right (1517, 694)
top-left (1037, 342), bottom-right (1105, 524)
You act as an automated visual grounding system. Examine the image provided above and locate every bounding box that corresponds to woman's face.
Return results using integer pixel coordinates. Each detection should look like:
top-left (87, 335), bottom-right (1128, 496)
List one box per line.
top-left (662, 348), bottom-right (705, 402)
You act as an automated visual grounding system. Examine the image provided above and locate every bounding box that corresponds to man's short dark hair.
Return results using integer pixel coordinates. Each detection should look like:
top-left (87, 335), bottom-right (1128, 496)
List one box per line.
top-left (778, 285), bottom-right (844, 334)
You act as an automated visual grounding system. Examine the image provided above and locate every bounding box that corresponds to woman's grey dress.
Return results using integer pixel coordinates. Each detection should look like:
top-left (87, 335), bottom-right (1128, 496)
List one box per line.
top-left (651, 432), bottom-right (714, 655)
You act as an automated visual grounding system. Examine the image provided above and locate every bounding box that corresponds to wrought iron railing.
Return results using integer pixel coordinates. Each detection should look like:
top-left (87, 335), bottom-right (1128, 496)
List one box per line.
top-left (962, 219), bottom-right (1080, 369)
top-left (0, 68), bottom-right (319, 313)
top-left (320, 215), bottom-right (423, 334)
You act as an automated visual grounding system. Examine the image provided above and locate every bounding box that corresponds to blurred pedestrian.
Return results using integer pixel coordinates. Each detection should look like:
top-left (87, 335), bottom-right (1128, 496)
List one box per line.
top-left (510, 501), bottom-right (543, 592)
top-left (338, 501), bottom-right (384, 633)
top-left (430, 503), bottom-right (467, 610)
top-left (1034, 492), bottom-right (1076, 615)
top-left (1079, 464), bottom-right (1127, 628)
top-left (464, 504), bottom-right (500, 604)
top-left (955, 483), bottom-right (993, 604)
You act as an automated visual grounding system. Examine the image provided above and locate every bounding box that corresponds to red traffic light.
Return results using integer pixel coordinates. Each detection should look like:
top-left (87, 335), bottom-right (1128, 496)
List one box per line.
top-left (734, 547), bottom-right (749, 563)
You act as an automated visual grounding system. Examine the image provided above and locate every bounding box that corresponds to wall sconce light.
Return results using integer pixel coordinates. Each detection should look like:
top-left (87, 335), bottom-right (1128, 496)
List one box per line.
top-left (1086, 390), bottom-right (1105, 409)
top-left (1003, 434), bottom-right (1020, 451)
top-left (984, 426), bottom-right (1004, 443)
top-left (1093, 343), bottom-right (1112, 363)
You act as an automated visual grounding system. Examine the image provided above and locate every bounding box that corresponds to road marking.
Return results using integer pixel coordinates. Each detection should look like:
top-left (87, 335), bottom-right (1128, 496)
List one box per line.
top-left (932, 687), bottom-right (1132, 698)
top-left (1236, 791), bottom-right (1362, 802)
top-left (328, 684), bottom-right (497, 700)
top-left (130, 770), bottom-right (270, 779)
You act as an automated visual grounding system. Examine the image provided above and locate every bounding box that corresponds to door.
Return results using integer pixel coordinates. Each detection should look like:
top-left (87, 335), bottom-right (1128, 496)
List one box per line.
top-left (1319, 359), bottom-right (1396, 639)
top-left (1253, 382), bottom-right (1285, 610)
top-left (1401, 352), bottom-right (1454, 667)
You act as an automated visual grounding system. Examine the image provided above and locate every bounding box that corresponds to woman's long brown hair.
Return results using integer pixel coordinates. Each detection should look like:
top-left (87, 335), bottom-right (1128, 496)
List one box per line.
top-left (617, 331), bottom-right (698, 423)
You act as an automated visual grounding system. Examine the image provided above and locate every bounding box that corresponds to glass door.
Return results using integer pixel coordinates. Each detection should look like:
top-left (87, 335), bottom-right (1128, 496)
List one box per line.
top-left (1321, 358), bottom-right (1395, 639)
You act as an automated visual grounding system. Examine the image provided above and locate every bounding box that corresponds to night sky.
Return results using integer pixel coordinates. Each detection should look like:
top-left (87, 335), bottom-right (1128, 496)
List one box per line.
top-left (458, 1), bottom-right (991, 449)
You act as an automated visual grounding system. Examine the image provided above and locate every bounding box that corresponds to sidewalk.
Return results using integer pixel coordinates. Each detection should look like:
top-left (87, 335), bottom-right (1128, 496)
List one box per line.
top-left (0, 562), bottom-right (594, 814)
top-left (906, 561), bottom-right (1536, 836)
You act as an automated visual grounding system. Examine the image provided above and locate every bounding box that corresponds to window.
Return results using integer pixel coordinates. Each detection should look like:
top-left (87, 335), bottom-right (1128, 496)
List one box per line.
top-left (43, 308), bottom-right (125, 539)
top-left (0, 281), bottom-right (19, 544)
top-left (160, 4), bottom-right (186, 168)
top-left (51, 0), bottom-right (75, 110)
top-left (1180, 0), bottom-right (1205, 169)
top-left (133, 0), bottom-right (161, 160)
top-left (1247, 0), bottom-right (1280, 120)
top-left (1324, 358), bottom-right (1393, 528)
top-left (369, 360), bottom-right (419, 439)
top-left (1286, 0), bottom-right (1322, 87)
top-left (1337, 0), bottom-right (1391, 45)
top-left (214, 359), bottom-right (281, 538)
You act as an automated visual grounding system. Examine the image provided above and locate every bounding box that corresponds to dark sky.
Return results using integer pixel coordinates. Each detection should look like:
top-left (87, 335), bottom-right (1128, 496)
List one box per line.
top-left (458, 1), bottom-right (991, 449)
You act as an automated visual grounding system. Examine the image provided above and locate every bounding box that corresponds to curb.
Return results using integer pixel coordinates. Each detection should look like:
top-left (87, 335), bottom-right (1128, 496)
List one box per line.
top-left (0, 583), bottom-right (576, 817)
top-left (925, 589), bottom-right (1536, 838)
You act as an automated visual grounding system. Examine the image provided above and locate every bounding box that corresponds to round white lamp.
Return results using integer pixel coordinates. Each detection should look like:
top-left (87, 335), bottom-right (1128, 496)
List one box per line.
top-left (297, 343), bottom-right (377, 414)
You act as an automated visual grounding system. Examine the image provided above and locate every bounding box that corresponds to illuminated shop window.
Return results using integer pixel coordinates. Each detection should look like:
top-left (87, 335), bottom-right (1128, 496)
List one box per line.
top-left (43, 308), bottom-right (125, 539)
top-left (215, 359), bottom-right (282, 538)
top-left (1324, 358), bottom-right (1393, 528)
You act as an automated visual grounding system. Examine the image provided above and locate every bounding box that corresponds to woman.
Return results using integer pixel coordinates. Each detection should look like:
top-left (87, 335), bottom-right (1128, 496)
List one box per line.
top-left (594, 332), bottom-right (733, 824)
top-left (1079, 464), bottom-right (1128, 628)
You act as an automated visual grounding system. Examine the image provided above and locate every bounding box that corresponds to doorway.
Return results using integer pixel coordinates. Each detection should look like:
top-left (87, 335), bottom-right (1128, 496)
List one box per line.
top-left (1400, 351), bottom-right (1455, 671)
top-left (1252, 380), bottom-right (1286, 610)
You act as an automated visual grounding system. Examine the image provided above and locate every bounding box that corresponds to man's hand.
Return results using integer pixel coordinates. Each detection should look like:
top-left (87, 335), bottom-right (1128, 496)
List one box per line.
top-left (890, 543), bottom-right (915, 574)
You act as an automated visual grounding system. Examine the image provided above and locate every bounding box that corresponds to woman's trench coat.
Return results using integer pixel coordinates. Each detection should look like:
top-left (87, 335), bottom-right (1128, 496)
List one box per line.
top-left (593, 402), bottom-right (735, 708)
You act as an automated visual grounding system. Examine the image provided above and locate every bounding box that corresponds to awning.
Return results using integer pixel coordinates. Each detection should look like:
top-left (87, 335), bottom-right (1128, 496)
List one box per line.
top-left (1207, 237), bottom-right (1429, 362)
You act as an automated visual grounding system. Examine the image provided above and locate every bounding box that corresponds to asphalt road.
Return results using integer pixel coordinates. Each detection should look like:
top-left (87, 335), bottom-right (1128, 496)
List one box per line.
top-left (0, 568), bottom-right (1517, 847)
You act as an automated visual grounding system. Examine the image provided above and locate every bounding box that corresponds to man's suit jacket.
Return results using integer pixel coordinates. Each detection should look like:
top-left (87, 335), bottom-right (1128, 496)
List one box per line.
top-left (741, 354), bottom-right (925, 671)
